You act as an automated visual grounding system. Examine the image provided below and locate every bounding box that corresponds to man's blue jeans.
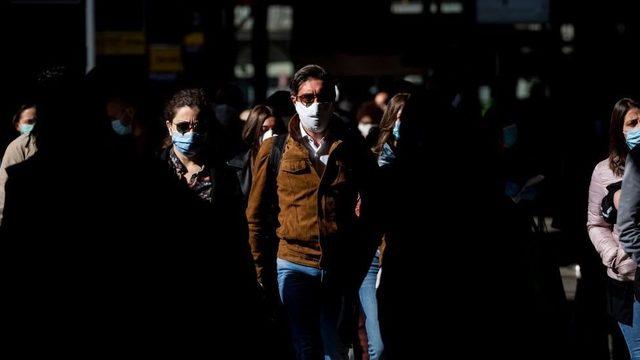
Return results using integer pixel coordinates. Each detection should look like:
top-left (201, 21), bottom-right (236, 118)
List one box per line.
top-left (277, 258), bottom-right (348, 360)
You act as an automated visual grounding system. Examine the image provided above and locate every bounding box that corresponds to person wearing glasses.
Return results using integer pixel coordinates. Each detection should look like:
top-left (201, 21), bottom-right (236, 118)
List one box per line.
top-left (160, 88), bottom-right (222, 203)
top-left (135, 88), bottom-right (265, 355)
top-left (246, 65), bottom-right (379, 360)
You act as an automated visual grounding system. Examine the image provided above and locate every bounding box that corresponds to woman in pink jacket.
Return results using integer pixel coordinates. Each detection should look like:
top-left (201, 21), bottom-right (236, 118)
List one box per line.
top-left (588, 98), bottom-right (640, 355)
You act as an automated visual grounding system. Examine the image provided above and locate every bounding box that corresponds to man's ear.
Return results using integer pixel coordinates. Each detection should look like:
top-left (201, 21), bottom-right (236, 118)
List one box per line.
top-left (291, 95), bottom-right (296, 104)
top-left (166, 121), bottom-right (172, 134)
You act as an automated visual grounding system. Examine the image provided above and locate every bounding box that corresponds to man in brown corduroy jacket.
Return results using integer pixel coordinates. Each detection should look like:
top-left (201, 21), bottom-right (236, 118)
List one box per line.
top-left (246, 65), bottom-right (379, 360)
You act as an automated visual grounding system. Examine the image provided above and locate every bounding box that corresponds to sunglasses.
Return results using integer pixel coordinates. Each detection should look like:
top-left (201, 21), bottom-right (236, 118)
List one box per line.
top-left (173, 121), bottom-right (206, 134)
top-left (295, 92), bottom-right (333, 107)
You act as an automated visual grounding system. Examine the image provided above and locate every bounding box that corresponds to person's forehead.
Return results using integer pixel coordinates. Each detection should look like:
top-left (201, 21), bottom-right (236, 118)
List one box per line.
top-left (298, 78), bottom-right (325, 94)
top-left (263, 116), bottom-right (276, 125)
top-left (173, 106), bottom-right (200, 122)
top-left (627, 108), bottom-right (640, 118)
top-left (21, 107), bottom-right (36, 116)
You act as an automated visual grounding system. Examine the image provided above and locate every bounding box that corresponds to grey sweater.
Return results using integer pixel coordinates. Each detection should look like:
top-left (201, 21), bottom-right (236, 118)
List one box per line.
top-left (618, 152), bottom-right (640, 265)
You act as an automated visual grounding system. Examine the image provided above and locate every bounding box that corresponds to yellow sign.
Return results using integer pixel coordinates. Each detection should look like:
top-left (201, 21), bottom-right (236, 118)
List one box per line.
top-left (149, 45), bottom-right (184, 73)
top-left (96, 31), bottom-right (146, 56)
top-left (184, 32), bottom-right (204, 49)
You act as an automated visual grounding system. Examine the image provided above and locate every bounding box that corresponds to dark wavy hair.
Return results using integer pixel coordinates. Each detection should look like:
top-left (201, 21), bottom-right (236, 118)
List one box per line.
top-left (162, 88), bottom-right (216, 150)
top-left (163, 88), bottom-right (212, 124)
top-left (375, 93), bottom-right (410, 154)
top-left (609, 98), bottom-right (640, 177)
top-left (242, 105), bottom-right (286, 157)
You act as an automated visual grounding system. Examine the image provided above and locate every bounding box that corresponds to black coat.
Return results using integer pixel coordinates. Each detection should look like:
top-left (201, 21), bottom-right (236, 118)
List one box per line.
top-left (226, 146), bottom-right (253, 209)
top-left (0, 147), bottom-right (266, 356)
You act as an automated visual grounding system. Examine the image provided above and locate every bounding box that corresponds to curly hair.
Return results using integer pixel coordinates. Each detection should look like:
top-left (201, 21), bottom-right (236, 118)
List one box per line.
top-left (163, 88), bottom-right (212, 124)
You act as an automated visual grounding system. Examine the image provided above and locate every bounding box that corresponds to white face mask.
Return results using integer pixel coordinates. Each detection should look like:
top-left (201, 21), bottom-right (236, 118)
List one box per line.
top-left (295, 102), bottom-right (333, 134)
top-left (358, 123), bottom-right (373, 138)
top-left (261, 129), bottom-right (275, 143)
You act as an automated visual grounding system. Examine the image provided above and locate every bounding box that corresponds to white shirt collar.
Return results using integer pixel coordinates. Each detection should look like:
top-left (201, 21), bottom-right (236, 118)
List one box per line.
top-left (299, 121), bottom-right (331, 165)
top-left (299, 121), bottom-right (325, 151)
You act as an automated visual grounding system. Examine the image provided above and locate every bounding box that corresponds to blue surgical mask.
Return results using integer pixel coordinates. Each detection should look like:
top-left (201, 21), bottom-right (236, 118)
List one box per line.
top-left (392, 120), bottom-right (401, 140)
top-left (378, 142), bottom-right (397, 167)
top-left (111, 119), bottom-right (132, 136)
top-left (172, 131), bottom-right (204, 157)
top-left (19, 123), bottom-right (35, 135)
top-left (627, 128), bottom-right (640, 150)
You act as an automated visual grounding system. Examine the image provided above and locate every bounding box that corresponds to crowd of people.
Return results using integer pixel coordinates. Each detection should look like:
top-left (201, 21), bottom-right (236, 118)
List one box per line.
top-left (1, 63), bottom-right (639, 359)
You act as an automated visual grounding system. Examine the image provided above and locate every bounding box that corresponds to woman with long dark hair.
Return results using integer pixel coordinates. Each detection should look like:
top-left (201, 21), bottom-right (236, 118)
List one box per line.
top-left (242, 105), bottom-right (287, 160)
top-left (375, 93), bottom-right (410, 166)
top-left (588, 98), bottom-right (639, 358)
top-left (355, 93), bottom-right (410, 360)
top-left (228, 104), bottom-right (287, 206)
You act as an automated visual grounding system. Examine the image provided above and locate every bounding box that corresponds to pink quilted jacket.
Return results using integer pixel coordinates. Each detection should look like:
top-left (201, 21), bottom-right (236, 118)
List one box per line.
top-left (587, 159), bottom-right (636, 281)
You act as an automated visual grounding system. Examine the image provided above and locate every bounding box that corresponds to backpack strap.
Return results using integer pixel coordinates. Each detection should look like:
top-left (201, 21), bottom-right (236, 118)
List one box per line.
top-left (268, 134), bottom-right (288, 180)
top-left (264, 134), bottom-right (288, 231)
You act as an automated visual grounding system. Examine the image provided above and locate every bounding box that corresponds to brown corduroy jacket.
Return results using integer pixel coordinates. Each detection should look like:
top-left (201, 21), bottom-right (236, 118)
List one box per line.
top-left (246, 114), bottom-right (380, 291)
